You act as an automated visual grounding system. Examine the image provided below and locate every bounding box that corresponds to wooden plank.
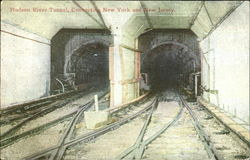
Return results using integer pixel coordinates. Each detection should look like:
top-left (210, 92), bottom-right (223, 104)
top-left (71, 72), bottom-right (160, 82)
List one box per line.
top-left (109, 46), bottom-right (114, 107)
top-left (198, 97), bottom-right (250, 143)
top-left (110, 83), bottom-right (114, 108)
top-left (108, 92), bottom-right (150, 113)
top-left (110, 79), bottom-right (139, 85)
top-left (120, 44), bottom-right (142, 53)
top-left (120, 78), bottom-right (140, 85)
top-left (119, 46), bottom-right (126, 103)
top-left (137, 52), bottom-right (141, 96)
top-left (109, 46), bottom-right (114, 81)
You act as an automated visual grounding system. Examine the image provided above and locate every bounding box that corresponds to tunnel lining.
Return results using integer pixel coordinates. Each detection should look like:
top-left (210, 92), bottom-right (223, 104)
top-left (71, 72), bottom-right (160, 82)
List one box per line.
top-left (50, 29), bottom-right (112, 93)
top-left (140, 39), bottom-right (201, 90)
top-left (146, 40), bottom-right (200, 67)
top-left (66, 42), bottom-right (109, 86)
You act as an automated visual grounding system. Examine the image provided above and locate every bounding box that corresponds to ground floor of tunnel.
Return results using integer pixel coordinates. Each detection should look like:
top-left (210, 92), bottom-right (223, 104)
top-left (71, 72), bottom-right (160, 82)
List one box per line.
top-left (0, 88), bottom-right (249, 160)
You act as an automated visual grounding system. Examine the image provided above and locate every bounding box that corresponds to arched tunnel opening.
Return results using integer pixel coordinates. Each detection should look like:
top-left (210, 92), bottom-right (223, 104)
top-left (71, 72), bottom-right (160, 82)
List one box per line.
top-left (142, 43), bottom-right (199, 90)
top-left (50, 29), bottom-right (112, 94)
top-left (67, 42), bottom-right (109, 86)
top-left (139, 30), bottom-right (201, 94)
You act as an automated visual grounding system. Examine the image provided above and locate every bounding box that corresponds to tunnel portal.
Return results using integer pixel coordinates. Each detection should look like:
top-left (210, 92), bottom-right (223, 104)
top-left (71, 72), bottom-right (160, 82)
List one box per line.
top-left (50, 29), bottom-right (112, 94)
top-left (67, 43), bottom-right (109, 86)
top-left (142, 43), bottom-right (199, 90)
top-left (139, 30), bottom-right (200, 91)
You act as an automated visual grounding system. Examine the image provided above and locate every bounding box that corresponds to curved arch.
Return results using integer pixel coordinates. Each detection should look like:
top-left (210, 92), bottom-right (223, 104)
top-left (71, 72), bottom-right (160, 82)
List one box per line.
top-left (151, 41), bottom-right (188, 51)
top-left (143, 40), bottom-right (200, 67)
top-left (142, 40), bottom-right (201, 77)
top-left (73, 40), bottom-right (111, 54)
top-left (149, 41), bottom-right (197, 57)
top-left (72, 41), bottom-right (109, 59)
top-left (66, 41), bottom-right (109, 74)
top-left (64, 40), bottom-right (109, 86)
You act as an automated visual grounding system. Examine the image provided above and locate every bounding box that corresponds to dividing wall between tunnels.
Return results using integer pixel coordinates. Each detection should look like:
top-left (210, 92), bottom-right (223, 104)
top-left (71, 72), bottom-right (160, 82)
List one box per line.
top-left (199, 2), bottom-right (249, 124)
top-left (109, 45), bottom-right (140, 107)
top-left (1, 22), bottom-right (51, 108)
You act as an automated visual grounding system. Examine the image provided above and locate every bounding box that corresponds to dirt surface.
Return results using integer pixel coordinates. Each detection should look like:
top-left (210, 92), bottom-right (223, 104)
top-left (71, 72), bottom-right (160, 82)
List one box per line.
top-left (143, 107), bottom-right (210, 160)
top-left (0, 121), bottom-right (69, 160)
top-left (0, 124), bottom-right (13, 134)
top-left (63, 114), bottom-right (146, 160)
top-left (14, 91), bottom-right (99, 135)
top-left (63, 97), bottom-right (155, 160)
top-left (0, 90), bottom-right (102, 160)
top-left (143, 100), bottom-right (180, 140)
top-left (2, 90), bottom-right (248, 160)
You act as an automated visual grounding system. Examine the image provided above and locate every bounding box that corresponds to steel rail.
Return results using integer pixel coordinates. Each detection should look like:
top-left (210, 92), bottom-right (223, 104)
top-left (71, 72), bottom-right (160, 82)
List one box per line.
top-left (0, 111), bottom-right (74, 149)
top-left (0, 89), bottom-right (102, 148)
top-left (115, 97), bottom-right (158, 160)
top-left (64, 97), bottom-right (157, 147)
top-left (198, 99), bottom-right (250, 148)
top-left (0, 91), bottom-right (77, 116)
top-left (49, 103), bottom-right (92, 160)
top-left (53, 95), bottom-right (155, 160)
top-left (116, 93), bottom-right (223, 160)
top-left (0, 91), bottom-right (89, 138)
top-left (180, 96), bottom-right (224, 160)
top-left (0, 92), bottom-right (82, 126)
top-left (49, 91), bottom-right (108, 160)
top-left (52, 94), bottom-right (154, 160)
top-left (135, 102), bottom-right (184, 160)
top-left (116, 96), bottom-right (184, 160)
top-left (0, 91), bottom-right (87, 122)
top-left (22, 91), bottom-right (108, 160)
top-left (23, 95), bottom-right (156, 160)
top-left (0, 101), bottom-right (53, 126)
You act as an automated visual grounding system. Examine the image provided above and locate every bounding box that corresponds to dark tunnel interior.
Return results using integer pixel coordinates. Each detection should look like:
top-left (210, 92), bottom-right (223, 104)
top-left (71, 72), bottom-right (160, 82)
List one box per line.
top-left (141, 44), bottom-right (199, 91)
top-left (138, 30), bottom-right (201, 92)
top-left (67, 43), bottom-right (109, 86)
top-left (50, 29), bottom-right (111, 94)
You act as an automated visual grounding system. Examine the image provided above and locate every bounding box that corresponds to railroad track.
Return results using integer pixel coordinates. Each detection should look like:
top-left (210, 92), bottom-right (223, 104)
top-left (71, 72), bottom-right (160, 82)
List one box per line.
top-left (116, 93), bottom-right (213, 160)
top-left (2, 89), bottom-right (249, 160)
top-left (189, 102), bottom-right (250, 160)
top-left (115, 91), bottom-right (249, 160)
top-left (116, 92), bottom-right (185, 160)
top-left (48, 90), bottom-right (110, 160)
top-left (0, 90), bottom-right (81, 120)
top-left (0, 90), bottom-right (88, 127)
top-left (0, 89), bottom-right (107, 158)
top-left (20, 92), bottom-right (155, 160)
top-left (0, 90), bottom-right (97, 147)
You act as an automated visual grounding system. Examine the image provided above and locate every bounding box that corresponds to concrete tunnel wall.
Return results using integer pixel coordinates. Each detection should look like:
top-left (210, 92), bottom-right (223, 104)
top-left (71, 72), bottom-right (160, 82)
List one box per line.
top-left (1, 22), bottom-right (50, 108)
top-left (51, 29), bottom-right (112, 92)
top-left (138, 30), bottom-right (200, 88)
top-left (138, 30), bottom-right (200, 55)
top-left (199, 2), bottom-right (249, 123)
top-left (51, 29), bottom-right (112, 76)
top-left (109, 29), bottom-right (140, 107)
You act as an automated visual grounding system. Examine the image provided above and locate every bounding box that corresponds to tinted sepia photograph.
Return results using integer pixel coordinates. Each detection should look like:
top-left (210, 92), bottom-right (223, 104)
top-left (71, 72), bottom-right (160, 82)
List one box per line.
top-left (0, 1), bottom-right (249, 160)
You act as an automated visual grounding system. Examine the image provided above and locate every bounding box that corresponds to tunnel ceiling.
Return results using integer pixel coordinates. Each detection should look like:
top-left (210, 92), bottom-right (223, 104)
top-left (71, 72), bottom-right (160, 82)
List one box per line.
top-left (1, 1), bottom-right (243, 39)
